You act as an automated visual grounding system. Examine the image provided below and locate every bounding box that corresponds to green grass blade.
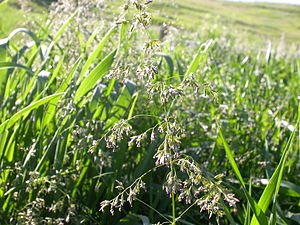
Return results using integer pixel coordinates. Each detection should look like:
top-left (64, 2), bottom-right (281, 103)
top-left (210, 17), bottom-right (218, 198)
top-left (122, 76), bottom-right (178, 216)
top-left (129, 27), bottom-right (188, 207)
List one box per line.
top-left (0, 130), bottom-right (8, 160)
top-left (0, 28), bottom-right (39, 47)
top-left (0, 93), bottom-right (64, 134)
top-left (220, 198), bottom-right (237, 225)
top-left (58, 57), bottom-right (82, 93)
top-left (0, 0), bottom-right (8, 9)
top-left (184, 39), bottom-right (213, 79)
top-left (74, 49), bottom-right (117, 103)
top-left (35, 127), bottom-right (61, 171)
top-left (128, 92), bottom-right (139, 119)
top-left (3, 127), bottom-right (17, 162)
top-left (0, 62), bottom-right (34, 75)
top-left (54, 129), bottom-right (72, 168)
top-left (45, 11), bottom-right (77, 57)
top-left (250, 106), bottom-right (300, 225)
top-left (118, 23), bottom-right (126, 54)
top-left (156, 53), bottom-right (174, 79)
top-left (85, 27), bottom-right (100, 50)
top-left (175, 53), bottom-right (184, 76)
top-left (42, 58), bottom-right (82, 128)
top-left (104, 80), bottom-right (136, 129)
top-left (39, 55), bottom-right (65, 96)
top-left (23, 139), bottom-right (39, 168)
top-left (105, 78), bottom-right (116, 97)
top-left (218, 124), bottom-right (268, 225)
top-left (78, 25), bottom-right (116, 82)
top-left (217, 123), bottom-right (246, 186)
top-left (244, 177), bottom-right (252, 225)
top-left (77, 26), bottom-right (85, 53)
top-left (0, 46), bottom-right (7, 100)
top-left (71, 159), bottom-right (90, 197)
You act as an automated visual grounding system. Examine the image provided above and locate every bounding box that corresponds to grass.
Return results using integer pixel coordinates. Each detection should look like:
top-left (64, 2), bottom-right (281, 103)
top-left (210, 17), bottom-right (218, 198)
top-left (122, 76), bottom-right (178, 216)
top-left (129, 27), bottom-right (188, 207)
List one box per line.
top-left (149, 0), bottom-right (300, 45)
top-left (1, 0), bottom-right (300, 44)
top-left (0, 0), bottom-right (299, 224)
top-left (0, 0), bottom-right (47, 38)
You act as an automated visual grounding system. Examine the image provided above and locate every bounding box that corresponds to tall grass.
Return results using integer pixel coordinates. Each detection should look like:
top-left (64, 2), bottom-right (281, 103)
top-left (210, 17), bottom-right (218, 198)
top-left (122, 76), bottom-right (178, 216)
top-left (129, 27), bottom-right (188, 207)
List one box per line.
top-left (0, 1), bottom-right (299, 224)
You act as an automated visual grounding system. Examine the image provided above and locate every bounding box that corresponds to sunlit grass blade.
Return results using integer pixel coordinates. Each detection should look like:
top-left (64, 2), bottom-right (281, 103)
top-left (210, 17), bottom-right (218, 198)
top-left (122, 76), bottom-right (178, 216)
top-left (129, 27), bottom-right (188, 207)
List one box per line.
top-left (85, 27), bottom-right (100, 50)
top-left (184, 39), bottom-right (213, 79)
top-left (0, 93), bottom-right (64, 133)
top-left (74, 49), bottom-right (117, 103)
top-left (0, 0), bottom-right (8, 9)
top-left (0, 62), bottom-right (34, 100)
top-left (0, 28), bottom-right (39, 47)
top-left (78, 25), bottom-right (116, 82)
top-left (118, 23), bottom-right (127, 54)
top-left (44, 11), bottom-right (77, 58)
top-left (128, 92), bottom-right (139, 119)
top-left (0, 62), bottom-right (34, 75)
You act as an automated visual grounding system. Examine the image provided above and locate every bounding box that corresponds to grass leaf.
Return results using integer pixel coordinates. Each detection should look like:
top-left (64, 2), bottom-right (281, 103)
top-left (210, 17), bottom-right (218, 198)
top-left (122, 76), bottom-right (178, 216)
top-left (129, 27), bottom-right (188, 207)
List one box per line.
top-left (0, 93), bottom-right (64, 134)
top-left (184, 39), bottom-right (213, 79)
top-left (250, 104), bottom-right (300, 225)
top-left (78, 25), bottom-right (116, 82)
top-left (218, 124), bottom-right (269, 225)
top-left (74, 49), bottom-right (117, 103)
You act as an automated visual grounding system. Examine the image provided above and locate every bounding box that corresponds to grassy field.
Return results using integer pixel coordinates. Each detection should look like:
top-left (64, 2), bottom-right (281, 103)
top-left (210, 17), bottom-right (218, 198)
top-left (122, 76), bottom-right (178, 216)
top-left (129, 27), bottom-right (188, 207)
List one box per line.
top-left (149, 0), bottom-right (300, 44)
top-left (1, 0), bottom-right (300, 45)
top-left (0, 0), bottom-right (299, 224)
top-left (0, 0), bottom-right (48, 37)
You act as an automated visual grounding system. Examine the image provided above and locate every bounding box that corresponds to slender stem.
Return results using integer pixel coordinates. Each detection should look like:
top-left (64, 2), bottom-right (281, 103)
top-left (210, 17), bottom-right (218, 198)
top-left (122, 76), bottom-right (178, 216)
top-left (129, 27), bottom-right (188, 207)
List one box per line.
top-left (172, 193), bottom-right (176, 225)
top-left (164, 118), bottom-right (177, 225)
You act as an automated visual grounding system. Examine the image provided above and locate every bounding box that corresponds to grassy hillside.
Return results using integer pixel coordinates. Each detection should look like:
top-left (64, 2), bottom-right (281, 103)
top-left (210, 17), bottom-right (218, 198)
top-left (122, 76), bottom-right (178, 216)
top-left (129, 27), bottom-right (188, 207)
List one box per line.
top-left (0, 0), bottom-right (300, 44)
top-left (149, 0), bottom-right (300, 44)
top-left (1, 0), bottom-right (300, 45)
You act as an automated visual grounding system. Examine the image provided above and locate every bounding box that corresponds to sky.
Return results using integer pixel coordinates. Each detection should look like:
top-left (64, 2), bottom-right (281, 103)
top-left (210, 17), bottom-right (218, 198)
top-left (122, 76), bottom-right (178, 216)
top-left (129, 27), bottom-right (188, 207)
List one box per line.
top-left (223, 0), bottom-right (300, 5)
